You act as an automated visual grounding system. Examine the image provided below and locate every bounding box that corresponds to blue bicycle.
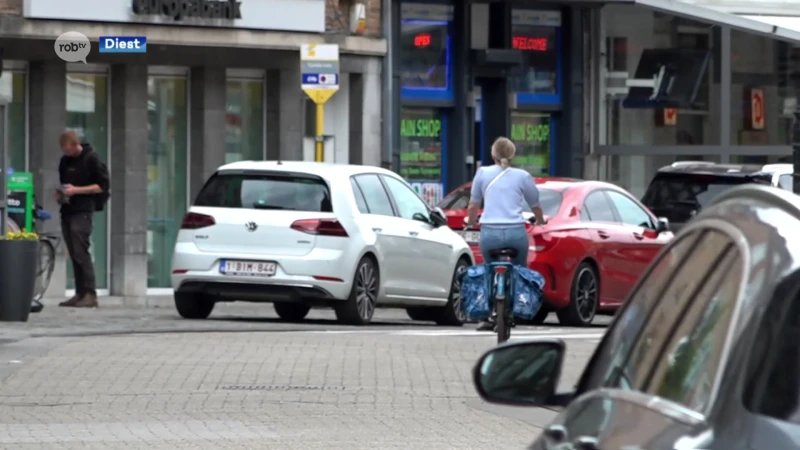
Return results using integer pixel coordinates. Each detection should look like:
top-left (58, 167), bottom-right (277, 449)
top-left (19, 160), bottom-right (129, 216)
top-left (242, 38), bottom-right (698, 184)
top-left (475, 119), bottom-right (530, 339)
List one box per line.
top-left (487, 248), bottom-right (517, 344)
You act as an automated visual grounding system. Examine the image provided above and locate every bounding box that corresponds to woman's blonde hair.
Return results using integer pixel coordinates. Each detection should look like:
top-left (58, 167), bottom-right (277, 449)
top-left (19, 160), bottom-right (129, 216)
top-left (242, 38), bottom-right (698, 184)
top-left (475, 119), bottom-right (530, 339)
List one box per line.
top-left (491, 137), bottom-right (516, 168)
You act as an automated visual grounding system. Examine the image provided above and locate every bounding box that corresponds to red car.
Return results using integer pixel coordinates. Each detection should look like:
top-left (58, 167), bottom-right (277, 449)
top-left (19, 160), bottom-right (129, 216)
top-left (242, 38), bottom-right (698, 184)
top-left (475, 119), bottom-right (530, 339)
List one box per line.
top-left (437, 178), bottom-right (673, 326)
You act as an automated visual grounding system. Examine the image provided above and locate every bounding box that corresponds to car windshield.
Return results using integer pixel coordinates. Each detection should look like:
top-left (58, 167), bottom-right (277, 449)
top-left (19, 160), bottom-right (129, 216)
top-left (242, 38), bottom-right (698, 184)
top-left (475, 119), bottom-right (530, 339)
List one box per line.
top-left (437, 187), bottom-right (563, 217)
top-left (194, 172), bottom-right (333, 212)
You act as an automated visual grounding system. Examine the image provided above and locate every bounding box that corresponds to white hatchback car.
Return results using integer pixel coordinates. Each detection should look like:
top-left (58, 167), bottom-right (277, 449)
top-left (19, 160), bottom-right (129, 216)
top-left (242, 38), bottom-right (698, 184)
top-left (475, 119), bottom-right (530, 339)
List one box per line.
top-left (171, 161), bottom-right (474, 325)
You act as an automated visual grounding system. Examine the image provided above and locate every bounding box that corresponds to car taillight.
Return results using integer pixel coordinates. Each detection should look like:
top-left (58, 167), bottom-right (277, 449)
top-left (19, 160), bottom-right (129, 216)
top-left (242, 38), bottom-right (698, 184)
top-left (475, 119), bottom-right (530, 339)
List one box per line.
top-left (291, 219), bottom-right (349, 237)
top-left (532, 233), bottom-right (556, 252)
top-left (180, 212), bottom-right (215, 229)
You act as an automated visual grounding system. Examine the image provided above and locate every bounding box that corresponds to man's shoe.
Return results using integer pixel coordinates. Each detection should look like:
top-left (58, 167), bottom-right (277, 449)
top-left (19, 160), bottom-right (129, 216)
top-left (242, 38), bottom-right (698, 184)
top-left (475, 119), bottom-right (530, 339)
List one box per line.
top-left (74, 294), bottom-right (98, 308)
top-left (58, 295), bottom-right (80, 307)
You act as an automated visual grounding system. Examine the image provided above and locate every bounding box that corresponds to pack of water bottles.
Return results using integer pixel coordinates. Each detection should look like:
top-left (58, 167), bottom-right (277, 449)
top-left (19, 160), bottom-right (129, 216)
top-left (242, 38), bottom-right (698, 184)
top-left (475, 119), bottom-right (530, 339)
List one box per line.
top-left (459, 264), bottom-right (545, 321)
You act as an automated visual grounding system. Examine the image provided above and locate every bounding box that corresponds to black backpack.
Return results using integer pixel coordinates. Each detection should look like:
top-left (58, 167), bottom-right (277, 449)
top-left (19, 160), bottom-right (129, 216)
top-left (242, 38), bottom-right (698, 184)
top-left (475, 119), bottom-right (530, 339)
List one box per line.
top-left (81, 143), bottom-right (111, 212)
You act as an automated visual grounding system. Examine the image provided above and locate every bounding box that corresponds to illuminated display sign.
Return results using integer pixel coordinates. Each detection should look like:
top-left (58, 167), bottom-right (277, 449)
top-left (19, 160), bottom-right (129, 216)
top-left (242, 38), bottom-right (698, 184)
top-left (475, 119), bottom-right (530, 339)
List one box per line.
top-left (399, 110), bottom-right (442, 181)
top-left (510, 112), bottom-right (551, 175)
top-left (400, 21), bottom-right (449, 90)
top-left (400, 118), bottom-right (441, 138)
top-left (414, 33), bottom-right (432, 48)
top-left (510, 122), bottom-right (549, 143)
top-left (512, 36), bottom-right (548, 51)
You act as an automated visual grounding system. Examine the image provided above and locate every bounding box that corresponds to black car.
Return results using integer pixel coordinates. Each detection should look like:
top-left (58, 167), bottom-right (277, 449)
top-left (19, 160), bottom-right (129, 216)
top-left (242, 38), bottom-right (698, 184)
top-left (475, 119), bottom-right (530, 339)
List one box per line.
top-left (641, 161), bottom-right (792, 231)
top-left (472, 184), bottom-right (800, 449)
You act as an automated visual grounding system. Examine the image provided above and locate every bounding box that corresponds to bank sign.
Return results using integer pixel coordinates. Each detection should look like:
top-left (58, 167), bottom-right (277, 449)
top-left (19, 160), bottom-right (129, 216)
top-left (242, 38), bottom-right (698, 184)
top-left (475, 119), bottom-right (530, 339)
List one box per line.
top-left (23, 0), bottom-right (324, 32)
top-left (132, 0), bottom-right (242, 20)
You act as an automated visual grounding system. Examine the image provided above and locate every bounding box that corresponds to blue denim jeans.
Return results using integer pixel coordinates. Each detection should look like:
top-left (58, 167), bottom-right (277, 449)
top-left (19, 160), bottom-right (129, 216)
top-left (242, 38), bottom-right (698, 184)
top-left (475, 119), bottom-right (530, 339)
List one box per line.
top-left (479, 225), bottom-right (529, 267)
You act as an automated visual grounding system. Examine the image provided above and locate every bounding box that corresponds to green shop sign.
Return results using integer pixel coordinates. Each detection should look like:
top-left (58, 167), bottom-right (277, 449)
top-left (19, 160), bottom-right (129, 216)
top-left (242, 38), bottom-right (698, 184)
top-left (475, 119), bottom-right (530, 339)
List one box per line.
top-left (510, 123), bottom-right (550, 143)
top-left (400, 119), bottom-right (441, 138)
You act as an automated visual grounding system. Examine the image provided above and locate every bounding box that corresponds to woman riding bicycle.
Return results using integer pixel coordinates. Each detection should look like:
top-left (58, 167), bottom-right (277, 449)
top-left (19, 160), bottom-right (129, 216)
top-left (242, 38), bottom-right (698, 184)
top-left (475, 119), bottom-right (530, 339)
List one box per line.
top-left (464, 137), bottom-right (546, 331)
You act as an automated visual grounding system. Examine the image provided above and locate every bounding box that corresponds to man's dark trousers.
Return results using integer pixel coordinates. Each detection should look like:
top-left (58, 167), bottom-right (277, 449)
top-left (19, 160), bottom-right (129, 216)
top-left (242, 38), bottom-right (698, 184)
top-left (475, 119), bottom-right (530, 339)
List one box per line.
top-left (62, 213), bottom-right (96, 295)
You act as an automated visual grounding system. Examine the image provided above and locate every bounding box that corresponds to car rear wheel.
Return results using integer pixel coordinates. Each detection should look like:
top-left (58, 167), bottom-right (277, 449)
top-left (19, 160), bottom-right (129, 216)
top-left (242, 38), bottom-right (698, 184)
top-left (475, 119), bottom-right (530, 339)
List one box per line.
top-left (174, 291), bottom-right (215, 319)
top-left (406, 307), bottom-right (435, 322)
top-left (335, 256), bottom-right (379, 325)
top-left (433, 259), bottom-right (469, 326)
top-left (557, 262), bottom-right (598, 327)
top-left (274, 302), bottom-right (311, 322)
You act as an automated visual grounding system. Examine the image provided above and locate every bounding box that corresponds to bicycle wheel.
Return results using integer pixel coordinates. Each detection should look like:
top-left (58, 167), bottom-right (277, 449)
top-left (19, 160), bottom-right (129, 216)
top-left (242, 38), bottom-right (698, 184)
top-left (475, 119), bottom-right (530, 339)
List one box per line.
top-left (34, 239), bottom-right (56, 301)
top-left (496, 298), bottom-right (509, 344)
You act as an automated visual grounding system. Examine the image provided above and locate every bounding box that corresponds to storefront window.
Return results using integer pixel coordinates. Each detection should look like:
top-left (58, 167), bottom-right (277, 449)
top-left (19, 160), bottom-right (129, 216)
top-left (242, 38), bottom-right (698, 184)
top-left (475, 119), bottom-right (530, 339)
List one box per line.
top-left (400, 3), bottom-right (452, 100)
top-left (511, 10), bottom-right (560, 98)
top-left (399, 107), bottom-right (444, 205)
top-left (510, 112), bottom-right (551, 176)
top-left (601, 6), bottom-right (721, 146)
top-left (225, 79), bottom-right (264, 163)
top-left (729, 29), bottom-right (799, 147)
top-left (0, 72), bottom-right (26, 171)
top-left (147, 76), bottom-right (188, 288)
top-left (66, 74), bottom-right (109, 290)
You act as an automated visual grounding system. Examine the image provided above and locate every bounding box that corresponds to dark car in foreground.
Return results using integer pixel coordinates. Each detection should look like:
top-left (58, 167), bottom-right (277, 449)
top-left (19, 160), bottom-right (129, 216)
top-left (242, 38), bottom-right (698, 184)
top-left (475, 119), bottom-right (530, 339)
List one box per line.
top-left (472, 184), bottom-right (800, 449)
top-left (641, 161), bottom-right (792, 231)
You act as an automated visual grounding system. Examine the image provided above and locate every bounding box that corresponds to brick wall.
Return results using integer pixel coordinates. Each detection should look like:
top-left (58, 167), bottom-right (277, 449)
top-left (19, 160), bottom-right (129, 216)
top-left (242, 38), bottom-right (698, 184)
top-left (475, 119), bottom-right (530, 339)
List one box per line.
top-left (0, 0), bottom-right (21, 15)
top-left (326, 0), bottom-right (382, 37)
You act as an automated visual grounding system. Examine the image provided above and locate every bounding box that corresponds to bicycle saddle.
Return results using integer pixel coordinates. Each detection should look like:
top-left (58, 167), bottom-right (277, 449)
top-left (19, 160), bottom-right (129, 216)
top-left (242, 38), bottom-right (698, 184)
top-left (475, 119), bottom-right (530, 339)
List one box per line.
top-left (489, 248), bottom-right (518, 258)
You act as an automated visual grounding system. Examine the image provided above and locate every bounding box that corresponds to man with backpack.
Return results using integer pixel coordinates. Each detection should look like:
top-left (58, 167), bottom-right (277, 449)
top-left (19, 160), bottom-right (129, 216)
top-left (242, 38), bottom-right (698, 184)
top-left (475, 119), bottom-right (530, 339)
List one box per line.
top-left (56, 130), bottom-right (110, 308)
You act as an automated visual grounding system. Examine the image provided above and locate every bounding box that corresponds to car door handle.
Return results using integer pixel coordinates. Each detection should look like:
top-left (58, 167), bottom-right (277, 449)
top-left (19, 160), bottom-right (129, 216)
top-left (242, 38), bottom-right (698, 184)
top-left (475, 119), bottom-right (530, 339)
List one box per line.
top-left (632, 232), bottom-right (644, 240)
top-left (408, 231), bottom-right (419, 237)
top-left (596, 230), bottom-right (610, 239)
top-left (573, 436), bottom-right (600, 450)
top-left (372, 228), bottom-right (382, 233)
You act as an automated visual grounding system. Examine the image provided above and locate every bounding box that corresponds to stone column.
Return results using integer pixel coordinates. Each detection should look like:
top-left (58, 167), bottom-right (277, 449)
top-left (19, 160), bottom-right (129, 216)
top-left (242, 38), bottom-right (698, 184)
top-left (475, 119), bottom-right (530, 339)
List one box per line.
top-left (109, 64), bottom-right (149, 302)
top-left (28, 60), bottom-right (67, 298)
top-left (266, 68), bottom-right (304, 160)
top-left (189, 67), bottom-right (226, 199)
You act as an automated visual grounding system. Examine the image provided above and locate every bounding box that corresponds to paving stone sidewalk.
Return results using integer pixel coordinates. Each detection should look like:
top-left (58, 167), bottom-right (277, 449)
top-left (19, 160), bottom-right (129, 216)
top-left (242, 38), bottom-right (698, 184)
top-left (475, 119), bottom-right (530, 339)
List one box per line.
top-left (0, 301), bottom-right (419, 343)
top-left (0, 330), bottom-right (597, 449)
top-left (2, 298), bottom-right (610, 344)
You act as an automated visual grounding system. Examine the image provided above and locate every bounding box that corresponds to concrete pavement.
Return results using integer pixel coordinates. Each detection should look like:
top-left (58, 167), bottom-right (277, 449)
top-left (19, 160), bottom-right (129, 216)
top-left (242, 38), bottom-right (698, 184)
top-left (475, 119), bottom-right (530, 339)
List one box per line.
top-left (0, 304), bottom-right (605, 449)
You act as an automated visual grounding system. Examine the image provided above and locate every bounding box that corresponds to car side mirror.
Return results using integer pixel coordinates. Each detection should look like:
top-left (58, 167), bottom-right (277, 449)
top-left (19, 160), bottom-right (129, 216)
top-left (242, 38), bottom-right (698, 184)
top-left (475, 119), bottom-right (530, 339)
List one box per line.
top-left (472, 339), bottom-right (566, 407)
top-left (656, 217), bottom-right (670, 233)
top-left (428, 208), bottom-right (448, 228)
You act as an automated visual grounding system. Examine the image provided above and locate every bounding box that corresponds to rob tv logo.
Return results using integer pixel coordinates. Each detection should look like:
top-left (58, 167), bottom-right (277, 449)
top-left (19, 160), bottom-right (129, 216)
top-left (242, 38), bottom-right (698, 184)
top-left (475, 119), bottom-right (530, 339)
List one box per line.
top-left (99, 36), bottom-right (147, 53)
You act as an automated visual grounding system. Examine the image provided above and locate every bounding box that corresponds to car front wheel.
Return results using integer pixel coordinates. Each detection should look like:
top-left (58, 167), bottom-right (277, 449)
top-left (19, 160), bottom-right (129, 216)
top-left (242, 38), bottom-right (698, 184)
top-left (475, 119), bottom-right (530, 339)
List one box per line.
top-left (557, 262), bottom-right (599, 327)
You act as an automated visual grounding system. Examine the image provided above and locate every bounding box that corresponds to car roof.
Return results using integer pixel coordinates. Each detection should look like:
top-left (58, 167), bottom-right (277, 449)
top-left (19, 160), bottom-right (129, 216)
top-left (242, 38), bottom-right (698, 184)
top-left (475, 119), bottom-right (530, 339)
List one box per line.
top-left (656, 162), bottom-right (791, 177)
top-left (216, 161), bottom-right (400, 179)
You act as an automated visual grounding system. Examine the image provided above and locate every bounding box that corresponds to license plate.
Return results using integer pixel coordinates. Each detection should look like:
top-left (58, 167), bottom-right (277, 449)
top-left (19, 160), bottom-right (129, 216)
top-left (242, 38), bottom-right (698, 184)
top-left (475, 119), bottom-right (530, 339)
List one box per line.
top-left (462, 231), bottom-right (479, 244)
top-left (219, 260), bottom-right (277, 277)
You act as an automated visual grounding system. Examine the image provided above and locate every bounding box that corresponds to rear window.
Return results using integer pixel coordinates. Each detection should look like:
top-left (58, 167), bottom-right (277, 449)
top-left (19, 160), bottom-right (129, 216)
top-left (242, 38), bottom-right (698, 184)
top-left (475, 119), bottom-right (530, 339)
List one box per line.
top-left (642, 174), bottom-right (755, 210)
top-left (538, 189), bottom-right (563, 216)
top-left (436, 186), bottom-right (562, 216)
top-left (194, 172), bottom-right (333, 212)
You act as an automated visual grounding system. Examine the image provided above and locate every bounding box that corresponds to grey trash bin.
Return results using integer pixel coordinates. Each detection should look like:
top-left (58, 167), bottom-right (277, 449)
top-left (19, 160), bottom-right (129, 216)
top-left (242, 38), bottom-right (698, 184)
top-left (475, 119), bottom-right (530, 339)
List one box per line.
top-left (0, 239), bottom-right (37, 322)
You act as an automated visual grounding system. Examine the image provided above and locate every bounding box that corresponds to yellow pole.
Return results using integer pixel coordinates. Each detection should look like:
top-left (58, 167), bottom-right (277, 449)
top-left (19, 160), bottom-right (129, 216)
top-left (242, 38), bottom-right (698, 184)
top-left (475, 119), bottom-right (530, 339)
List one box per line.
top-left (315, 103), bottom-right (324, 162)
